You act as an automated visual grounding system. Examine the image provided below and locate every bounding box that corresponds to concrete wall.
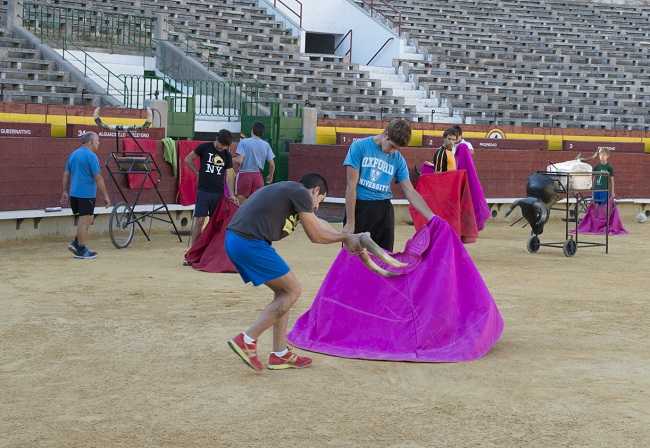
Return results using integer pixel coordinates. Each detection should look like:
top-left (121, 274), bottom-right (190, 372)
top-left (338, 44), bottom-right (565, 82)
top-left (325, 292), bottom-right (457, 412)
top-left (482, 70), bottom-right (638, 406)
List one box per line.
top-left (0, 136), bottom-right (177, 212)
top-left (0, 211), bottom-right (193, 242)
top-left (295, 0), bottom-right (400, 66)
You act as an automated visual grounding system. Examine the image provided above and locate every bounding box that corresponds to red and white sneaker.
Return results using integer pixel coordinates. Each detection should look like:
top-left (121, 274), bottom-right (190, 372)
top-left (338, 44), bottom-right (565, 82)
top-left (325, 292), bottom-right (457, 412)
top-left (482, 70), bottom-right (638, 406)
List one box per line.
top-left (267, 350), bottom-right (312, 370)
top-left (227, 333), bottom-right (264, 372)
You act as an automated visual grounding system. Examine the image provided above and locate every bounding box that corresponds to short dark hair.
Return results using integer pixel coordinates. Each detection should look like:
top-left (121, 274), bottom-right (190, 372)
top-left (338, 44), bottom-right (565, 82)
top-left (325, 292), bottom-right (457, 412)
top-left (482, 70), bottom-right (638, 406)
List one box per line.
top-left (385, 119), bottom-right (412, 147)
top-left (80, 132), bottom-right (98, 145)
top-left (443, 127), bottom-right (460, 139)
top-left (299, 173), bottom-right (328, 195)
top-left (452, 125), bottom-right (463, 136)
top-left (252, 122), bottom-right (265, 137)
top-left (216, 129), bottom-right (233, 146)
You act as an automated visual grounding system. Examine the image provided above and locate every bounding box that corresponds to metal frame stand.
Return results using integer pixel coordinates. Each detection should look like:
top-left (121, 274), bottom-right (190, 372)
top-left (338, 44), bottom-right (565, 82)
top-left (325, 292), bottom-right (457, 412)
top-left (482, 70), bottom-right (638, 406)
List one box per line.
top-left (105, 129), bottom-right (182, 248)
top-left (524, 170), bottom-right (610, 257)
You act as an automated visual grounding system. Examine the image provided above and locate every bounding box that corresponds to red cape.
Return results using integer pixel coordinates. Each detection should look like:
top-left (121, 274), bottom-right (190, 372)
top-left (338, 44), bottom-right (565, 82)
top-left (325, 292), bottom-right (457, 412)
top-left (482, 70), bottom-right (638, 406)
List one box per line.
top-left (123, 138), bottom-right (159, 189)
top-left (184, 198), bottom-right (239, 273)
top-left (409, 170), bottom-right (479, 244)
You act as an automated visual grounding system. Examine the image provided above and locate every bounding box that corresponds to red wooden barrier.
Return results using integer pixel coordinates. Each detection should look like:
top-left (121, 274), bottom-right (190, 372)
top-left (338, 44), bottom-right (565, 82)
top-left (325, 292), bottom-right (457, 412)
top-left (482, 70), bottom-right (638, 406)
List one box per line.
top-left (562, 140), bottom-right (645, 153)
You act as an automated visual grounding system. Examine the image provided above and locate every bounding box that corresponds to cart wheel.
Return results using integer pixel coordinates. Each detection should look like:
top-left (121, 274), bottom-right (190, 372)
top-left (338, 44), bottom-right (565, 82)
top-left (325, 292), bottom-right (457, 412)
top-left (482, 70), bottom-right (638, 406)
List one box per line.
top-left (563, 239), bottom-right (577, 257)
top-left (527, 235), bottom-right (541, 253)
top-left (109, 202), bottom-right (135, 249)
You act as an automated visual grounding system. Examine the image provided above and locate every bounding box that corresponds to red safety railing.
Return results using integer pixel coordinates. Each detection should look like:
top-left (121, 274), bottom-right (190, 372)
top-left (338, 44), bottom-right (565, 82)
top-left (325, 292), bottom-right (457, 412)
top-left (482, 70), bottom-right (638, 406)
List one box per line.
top-left (358, 0), bottom-right (402, 35)
top-left (274, 0), bottom-right (303, 28)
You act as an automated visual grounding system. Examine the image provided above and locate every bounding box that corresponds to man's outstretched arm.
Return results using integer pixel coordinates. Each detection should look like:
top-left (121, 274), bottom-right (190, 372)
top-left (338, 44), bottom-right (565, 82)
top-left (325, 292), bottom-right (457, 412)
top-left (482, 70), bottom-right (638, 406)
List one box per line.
top-left (400, 179), bottom-right (434, 221)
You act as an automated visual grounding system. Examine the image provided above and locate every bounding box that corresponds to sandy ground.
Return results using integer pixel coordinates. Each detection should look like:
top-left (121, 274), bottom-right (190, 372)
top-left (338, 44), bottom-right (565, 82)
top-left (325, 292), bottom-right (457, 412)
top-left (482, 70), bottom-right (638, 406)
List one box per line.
top-left (1, 219), bottom-right (650, 448)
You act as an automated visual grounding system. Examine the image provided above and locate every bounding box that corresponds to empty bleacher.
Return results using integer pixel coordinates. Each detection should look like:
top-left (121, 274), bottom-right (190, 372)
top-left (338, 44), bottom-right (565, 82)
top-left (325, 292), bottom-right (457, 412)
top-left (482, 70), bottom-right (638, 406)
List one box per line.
top-left (36, 0), bottom-right (417, 120)
top-left (0, 28), bottom-right (101, 105)
top-left (354, 0), bottom-right (650, 129)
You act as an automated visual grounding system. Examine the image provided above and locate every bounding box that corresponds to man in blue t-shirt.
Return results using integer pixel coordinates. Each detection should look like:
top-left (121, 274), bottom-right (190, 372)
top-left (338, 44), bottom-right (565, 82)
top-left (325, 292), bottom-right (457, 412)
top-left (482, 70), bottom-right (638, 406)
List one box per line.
top-left (60, 132), bottom-right (111, 259)
top-left (235, 122), bottom-right (276, 204)
top-left (343, 119), bottom-right (434, 251)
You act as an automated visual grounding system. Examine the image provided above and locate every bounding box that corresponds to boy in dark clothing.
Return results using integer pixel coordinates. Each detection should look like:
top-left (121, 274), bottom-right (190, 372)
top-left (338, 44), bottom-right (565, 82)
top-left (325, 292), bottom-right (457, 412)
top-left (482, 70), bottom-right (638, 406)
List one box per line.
top-left (184, 129), bottom-right (238, 245)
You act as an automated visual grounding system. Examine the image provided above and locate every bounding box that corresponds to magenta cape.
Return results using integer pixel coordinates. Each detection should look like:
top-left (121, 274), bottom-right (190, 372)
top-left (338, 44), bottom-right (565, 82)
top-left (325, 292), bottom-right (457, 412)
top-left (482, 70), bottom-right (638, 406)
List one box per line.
top-left (577, 201), bottom-right (628, 235)
top-left (288, 217), bottom-right (504, 363)
top-left (455, 143), bottom-right (491, 231)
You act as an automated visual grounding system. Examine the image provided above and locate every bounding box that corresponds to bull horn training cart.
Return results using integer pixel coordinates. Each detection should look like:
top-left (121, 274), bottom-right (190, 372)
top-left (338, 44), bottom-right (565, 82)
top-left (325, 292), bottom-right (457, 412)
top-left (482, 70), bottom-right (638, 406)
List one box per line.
top-left (524, 169), bottom-right (610, 257)
top-left (102, 123), bottom-right (183, 249)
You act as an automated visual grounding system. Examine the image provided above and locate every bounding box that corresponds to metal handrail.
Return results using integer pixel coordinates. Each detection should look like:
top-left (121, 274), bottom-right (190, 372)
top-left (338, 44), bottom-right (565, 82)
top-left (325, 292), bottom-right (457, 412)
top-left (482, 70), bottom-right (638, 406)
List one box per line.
top-left (273, 0), bottom-right (303, 28)
top-left (359, 0), bottom-right (402, 35)
top-left (61, 37), bottom-right (129, 99)
top-left (366, 37), bottom-right (394, 65)
top-left (120, 75), bottom-right (266, 118)
top-left (334, 29), bottom-right (353, 64)
top-left (21, 2), bottom-right (153, 49)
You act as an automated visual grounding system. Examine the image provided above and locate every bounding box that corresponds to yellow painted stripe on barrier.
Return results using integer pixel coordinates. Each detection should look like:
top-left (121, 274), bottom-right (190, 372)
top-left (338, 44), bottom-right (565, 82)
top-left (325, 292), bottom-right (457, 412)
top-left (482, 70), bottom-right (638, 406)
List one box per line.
top-left (0, 113), bottom-right (47, 123)
top-left (0, 113), bottom-right (148, 137)
top-left (317, 126), bottom-right (425, 146)
top-left (320, 126), bottom-right (650, 152)
top-left (642, 138), bottom-right (650, 152)
top-left (316, 126), bottom-right (337, 144)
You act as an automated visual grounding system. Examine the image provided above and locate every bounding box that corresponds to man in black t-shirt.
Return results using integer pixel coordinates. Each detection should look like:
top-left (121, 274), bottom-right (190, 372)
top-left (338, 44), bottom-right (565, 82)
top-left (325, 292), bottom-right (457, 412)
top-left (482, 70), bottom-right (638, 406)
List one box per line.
top-left (184, 129), bottom-right (238, 245)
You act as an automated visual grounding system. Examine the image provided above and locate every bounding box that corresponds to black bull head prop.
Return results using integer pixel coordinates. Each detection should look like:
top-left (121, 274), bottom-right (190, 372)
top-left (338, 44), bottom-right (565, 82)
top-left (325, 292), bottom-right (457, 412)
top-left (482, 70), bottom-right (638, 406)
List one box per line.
top-left (505, 173), bottom-right (559, 235)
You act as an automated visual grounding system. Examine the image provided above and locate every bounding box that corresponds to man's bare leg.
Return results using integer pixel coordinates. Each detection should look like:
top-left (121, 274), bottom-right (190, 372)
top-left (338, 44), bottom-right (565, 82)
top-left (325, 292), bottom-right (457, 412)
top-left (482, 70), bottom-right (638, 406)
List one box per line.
top-left (190, 216), bottom-right (206, 245)
top-left (236, 194), bottom-right (248, 205)
top-left (245, 271), bottom-right (301, 347)
top-left (272, 311), bottom-right (291, 353)
top-left (76, 215), bottom-right (93, 247)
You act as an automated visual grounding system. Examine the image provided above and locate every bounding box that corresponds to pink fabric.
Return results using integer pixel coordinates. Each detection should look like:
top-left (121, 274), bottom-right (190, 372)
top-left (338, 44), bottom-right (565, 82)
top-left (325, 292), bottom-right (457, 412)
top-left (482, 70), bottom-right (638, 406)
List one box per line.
top-left (420, 163), bottom-right (435, 175)
top-left (410, 171), bottom-right (479, 244)
top-left (123, 138), bottom-right (159, 190)
top-left (577, 200), bottom-right (628, 235)
top-left (184, 198), bottom-right (238, 273)
top-left (288, 217), bottom-right (504, 363)
top-left (455, 143), bottom-right (491, 231)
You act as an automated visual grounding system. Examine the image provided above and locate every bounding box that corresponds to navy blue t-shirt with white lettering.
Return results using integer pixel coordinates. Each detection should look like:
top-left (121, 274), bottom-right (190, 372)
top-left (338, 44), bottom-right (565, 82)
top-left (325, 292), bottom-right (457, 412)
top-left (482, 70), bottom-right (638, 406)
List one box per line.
top-left (343, 137), bottom-right (409, 200)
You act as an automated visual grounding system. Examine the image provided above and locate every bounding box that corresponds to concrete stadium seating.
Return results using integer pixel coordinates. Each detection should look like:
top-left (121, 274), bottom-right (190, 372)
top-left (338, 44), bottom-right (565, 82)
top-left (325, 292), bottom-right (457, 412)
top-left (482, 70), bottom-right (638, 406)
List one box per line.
top-left (0, 28), bottom-right (101, 105)
top-left (39, 0), bottom-right (416, 120)
top-left (354, 0), bottom-right (650, 130)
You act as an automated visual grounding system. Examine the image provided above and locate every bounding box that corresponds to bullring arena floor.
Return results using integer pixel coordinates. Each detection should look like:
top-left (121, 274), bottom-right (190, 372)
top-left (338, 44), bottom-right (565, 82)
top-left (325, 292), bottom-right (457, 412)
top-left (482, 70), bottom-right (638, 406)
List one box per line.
top-left (2, 218), bottom-right (649, 447)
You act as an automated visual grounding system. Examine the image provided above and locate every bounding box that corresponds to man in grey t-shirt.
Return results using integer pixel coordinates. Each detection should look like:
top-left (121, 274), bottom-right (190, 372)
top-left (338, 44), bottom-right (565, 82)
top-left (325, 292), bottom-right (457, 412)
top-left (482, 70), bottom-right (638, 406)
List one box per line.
top-left (225, 173), bottom-right (364, 372)
top-left (235, 122), bottom-right (275, 204)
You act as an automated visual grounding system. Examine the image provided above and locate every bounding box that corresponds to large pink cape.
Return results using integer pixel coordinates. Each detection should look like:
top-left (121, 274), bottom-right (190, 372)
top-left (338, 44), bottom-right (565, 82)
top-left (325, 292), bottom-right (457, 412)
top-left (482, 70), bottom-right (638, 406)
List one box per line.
top-left (455, 143), bottom-right (491, 231)
top-left (288, 217), bottom-right (504, 363)
top-left (577, 200), bottom-right (628, 235)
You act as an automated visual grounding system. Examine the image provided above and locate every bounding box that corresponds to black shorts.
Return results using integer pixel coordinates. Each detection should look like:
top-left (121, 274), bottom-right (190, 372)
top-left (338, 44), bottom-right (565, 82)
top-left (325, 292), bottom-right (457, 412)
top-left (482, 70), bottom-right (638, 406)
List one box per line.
top-left (344, 199), bottom-right (395, 251)
top-left (70, 197), bottom-right (96, 216)
top-left (194, 190), bottom-right (222, 218)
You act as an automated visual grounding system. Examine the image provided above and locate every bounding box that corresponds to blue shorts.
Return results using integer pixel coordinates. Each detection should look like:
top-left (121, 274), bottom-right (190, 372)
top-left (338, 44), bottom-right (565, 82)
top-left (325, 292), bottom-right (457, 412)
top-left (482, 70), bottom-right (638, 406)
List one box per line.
top-left (593, 190), bottom-right (609, 204)
top-left (225, 230), bottom-right (290, 286)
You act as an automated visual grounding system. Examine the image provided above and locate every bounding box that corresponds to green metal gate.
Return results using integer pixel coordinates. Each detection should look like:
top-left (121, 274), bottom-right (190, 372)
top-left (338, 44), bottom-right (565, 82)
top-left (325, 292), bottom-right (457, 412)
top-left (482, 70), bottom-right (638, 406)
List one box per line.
top-left (241, 103), bottom-right (303, 182)
top-left (166, 97), bottom-right (195, 139)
